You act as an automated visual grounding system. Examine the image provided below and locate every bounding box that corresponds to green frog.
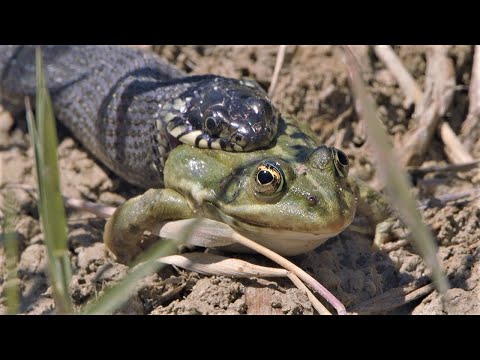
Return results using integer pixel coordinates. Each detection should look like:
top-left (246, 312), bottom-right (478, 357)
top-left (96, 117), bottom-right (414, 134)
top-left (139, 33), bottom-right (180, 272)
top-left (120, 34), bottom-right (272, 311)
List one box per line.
top-left (104, 115), bottom-right (392, 264)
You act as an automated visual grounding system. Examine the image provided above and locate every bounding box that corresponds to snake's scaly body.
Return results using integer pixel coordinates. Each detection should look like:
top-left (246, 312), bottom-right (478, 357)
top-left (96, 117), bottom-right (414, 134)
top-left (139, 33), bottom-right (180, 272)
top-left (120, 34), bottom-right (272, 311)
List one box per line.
top-left (0, 45), bottom-right (278, 188)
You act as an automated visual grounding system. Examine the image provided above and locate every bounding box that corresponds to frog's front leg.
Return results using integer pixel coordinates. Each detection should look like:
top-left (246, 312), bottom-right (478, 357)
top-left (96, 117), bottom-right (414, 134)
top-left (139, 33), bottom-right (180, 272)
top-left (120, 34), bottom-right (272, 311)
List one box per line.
top-left (355, 180), bottom-right (399, 248)
top-left (104, 188), bottom-right (195, 264)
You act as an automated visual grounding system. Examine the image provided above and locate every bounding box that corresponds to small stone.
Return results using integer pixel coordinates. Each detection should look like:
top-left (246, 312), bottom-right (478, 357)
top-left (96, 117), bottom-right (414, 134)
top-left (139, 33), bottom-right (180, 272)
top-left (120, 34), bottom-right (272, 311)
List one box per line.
top-left (18, 244), bottom-right (48, 276)
top-left (76, 243), bottom-right (107, 269)
top-left (271, 301), bottom-right (282, 309)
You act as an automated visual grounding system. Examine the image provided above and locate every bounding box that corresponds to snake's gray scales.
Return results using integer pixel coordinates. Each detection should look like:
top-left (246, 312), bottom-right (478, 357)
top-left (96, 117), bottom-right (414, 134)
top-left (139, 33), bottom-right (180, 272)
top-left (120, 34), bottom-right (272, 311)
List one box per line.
top-left (0, 45), bottom-right (277, 188)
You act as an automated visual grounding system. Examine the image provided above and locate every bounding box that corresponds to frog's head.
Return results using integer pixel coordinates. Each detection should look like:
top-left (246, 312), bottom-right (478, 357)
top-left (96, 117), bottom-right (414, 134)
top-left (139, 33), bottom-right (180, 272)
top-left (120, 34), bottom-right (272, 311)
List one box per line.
top-left (165, 115), bottom-right (359, 256)
top-left (209, 144), bottom-right (358, 255)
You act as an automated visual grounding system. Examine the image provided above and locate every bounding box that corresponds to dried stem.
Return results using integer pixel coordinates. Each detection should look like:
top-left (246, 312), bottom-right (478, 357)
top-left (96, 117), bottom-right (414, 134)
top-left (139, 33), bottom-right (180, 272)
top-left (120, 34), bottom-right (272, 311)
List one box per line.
top-left (351, 283), bottom-right (434, 314)
top-left (374, 45), bottom-right (423, 108)
top-left (374, 45), bottom-right (472, 166)
top-left (158, 252), bottom-right (332, 315)
top-left (461, 45), bottom-right (480, 149)
top-left (439, 122), bottom-right (475, 163)
top-left (230, 231), bottom-right (347, 315)
top-left (400, 46), bottom-right (456, 166)
top-left (64, 197), bottom-right (115, 218)
top-left (268, 45), bottom-right (287, 97)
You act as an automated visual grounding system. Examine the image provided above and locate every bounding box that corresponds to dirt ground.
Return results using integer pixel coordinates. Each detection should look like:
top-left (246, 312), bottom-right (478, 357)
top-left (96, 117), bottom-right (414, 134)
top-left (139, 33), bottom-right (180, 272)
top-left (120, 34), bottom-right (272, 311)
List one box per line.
top-left (0, 45), bottom-right (479, 315)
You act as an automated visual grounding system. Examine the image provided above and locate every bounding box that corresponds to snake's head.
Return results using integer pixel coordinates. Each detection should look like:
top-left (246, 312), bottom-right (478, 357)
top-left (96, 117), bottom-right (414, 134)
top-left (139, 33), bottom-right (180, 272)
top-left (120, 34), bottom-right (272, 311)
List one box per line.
top-left (168, 76), bottom-right (279, 152)
top-left (225, 87), bottom-right (279, 151)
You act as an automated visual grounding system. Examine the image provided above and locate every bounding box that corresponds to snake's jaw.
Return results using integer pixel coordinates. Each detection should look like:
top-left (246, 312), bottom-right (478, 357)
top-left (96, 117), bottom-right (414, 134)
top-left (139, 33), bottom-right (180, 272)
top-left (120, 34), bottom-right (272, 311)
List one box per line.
top-left (229, 126), bottom-right (249, 149)
top-left (231, 117), bottom-right (278, 152)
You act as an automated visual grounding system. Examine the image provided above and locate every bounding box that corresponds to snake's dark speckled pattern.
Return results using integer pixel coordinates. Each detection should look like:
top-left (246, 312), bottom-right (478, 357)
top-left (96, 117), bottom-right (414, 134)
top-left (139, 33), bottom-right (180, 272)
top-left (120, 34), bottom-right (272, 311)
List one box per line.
top-left (0, 45), bottom-right (278, 188)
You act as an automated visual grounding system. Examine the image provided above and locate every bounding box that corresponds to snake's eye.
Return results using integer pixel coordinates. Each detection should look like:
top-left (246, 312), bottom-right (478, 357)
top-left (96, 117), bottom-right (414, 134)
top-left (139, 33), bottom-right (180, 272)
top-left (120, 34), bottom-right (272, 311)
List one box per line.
top-left (204, 114), bottom-right (223, 136)
top-left (205, 117), bottom-right (218, 132)
top-left (253, 160), bottom-right (286, 198)
top-left (204, 107), bottom-right (228, 136)
top-left (333, 148), bottom-right (349, 178)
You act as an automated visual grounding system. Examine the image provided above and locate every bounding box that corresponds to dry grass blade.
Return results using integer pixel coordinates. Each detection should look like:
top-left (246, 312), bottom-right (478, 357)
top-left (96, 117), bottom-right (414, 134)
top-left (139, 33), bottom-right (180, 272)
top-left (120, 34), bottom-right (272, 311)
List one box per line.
top-left (400, 46), bottom-right (456, 166)
top-left (286, 273), bottom-right (331, 315)
top-left (159, 251), bottom-right (331, 315)
top-left (229, 231), bottom-right (346, 314)
top-left (268, 45), bottom-right (287, 97)
top-left (461, 45), bottom-right (480, 146)
top-left (64, 197), bottom-right (115, 218)
top-left (2, 184), bottom-right (116, 219)
top-left (341, 45), bottom-right (449, 295)
top-left (374, 45), bottom-right (423, 108)
top-left (350, 283), bottom-right (435, 314)
top-left (158, 218), bottom-right (342, 314)
top-left (439, 122), bottom-right (475, 163)
top-left (408, 161), bottom-right (480, 177)
top-left (159, 218), bottom-right (236, 248)
top-left (159, 253), bottom-right (289, 278)
top-left (419, 189), bottom-right (480, 210)
top-left (375, 45), bottom-right (473, 165)
top-left (24, 47), bottom-right (73, 313)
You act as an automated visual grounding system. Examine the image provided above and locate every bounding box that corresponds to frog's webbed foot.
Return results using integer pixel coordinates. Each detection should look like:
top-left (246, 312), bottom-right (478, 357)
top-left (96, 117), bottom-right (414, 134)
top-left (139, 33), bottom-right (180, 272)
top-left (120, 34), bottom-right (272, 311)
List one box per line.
top-left (104, 188), bottom-right (195, 264)
top-left (355, 180), bottom-right (404, 249)
top-left (372, 217), bottom-right (396, 248)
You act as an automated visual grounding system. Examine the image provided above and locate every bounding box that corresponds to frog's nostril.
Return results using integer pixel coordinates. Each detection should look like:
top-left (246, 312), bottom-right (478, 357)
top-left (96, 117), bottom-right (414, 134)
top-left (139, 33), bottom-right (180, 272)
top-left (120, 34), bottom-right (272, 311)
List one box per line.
top-left (307, 195), bottom-right (318, 206)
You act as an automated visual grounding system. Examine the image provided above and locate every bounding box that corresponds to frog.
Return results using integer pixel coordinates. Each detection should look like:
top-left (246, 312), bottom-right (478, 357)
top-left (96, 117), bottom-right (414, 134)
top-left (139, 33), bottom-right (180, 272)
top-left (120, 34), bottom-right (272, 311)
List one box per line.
top-left (104, 114), bottom-right (393, 264)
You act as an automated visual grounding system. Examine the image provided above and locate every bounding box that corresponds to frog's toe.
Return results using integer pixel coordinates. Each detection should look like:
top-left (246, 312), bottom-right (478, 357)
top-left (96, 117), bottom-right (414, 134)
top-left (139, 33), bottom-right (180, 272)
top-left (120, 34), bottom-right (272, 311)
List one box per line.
top-left (104, 212), bottom-right (145, 264)
top-left (372, 217), bottom-right (406, 250)
top-left (372, 220), bottom-right (393, 249)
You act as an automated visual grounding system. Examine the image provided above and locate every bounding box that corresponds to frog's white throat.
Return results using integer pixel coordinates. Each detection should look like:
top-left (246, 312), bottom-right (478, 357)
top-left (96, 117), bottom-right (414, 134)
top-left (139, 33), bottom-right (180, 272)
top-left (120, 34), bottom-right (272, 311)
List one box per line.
top-left (215, 212), bottom-right (340, 256)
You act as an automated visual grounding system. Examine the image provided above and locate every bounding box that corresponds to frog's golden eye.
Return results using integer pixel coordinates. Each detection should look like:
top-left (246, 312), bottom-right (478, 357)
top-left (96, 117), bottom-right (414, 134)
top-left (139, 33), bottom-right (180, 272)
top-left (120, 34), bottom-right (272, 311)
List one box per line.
top-left (332, 148), bottom-right (349, 178)
top-left (253, 161), bottom-right (285, 197)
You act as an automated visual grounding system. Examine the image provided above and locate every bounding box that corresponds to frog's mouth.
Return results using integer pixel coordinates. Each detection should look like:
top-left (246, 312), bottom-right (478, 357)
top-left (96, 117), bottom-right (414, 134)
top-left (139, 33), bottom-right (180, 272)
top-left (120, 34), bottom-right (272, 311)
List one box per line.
top-left (211, 211), bottom-right (348, 256)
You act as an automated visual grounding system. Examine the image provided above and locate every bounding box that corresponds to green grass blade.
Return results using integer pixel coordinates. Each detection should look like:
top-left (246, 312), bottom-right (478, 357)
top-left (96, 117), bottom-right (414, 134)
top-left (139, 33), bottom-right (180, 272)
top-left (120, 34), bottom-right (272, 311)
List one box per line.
top-left (25, 47), bottom-right (73, 313)
top-left (82, 240), bottom-right (176, 315)
top-left (83, 219), bottom-right (201, 315)
top-left (343, 47), bottom-right (449, 295)
top-left (1, 192), bottom-right (20, 314)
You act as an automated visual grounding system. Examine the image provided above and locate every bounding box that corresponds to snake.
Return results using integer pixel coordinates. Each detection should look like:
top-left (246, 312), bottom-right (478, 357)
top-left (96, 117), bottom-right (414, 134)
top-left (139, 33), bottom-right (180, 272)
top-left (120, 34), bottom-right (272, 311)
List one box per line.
top-left (0, 45), bottom-right (279, 188)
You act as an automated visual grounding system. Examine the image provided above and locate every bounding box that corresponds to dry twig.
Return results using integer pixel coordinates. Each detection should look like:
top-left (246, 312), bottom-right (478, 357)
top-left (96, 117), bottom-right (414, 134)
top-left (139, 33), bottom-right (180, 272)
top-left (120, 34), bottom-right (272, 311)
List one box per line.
top-left (408, 160), bottom-right (480, 177)
top-left (461, 45), bottom-right (480, 150)
top-left (158, 252), bottom-right (331, 315)
top-left (374, 45), bottom-right (423, 108)
top-left (350, 283), bottom-right (434, 314)
top-left (439, 122), bottom-right (475, 163)
top-left (268, 45), bottom-right (287, 97)
top-left (374, 45), bottom-right (473, 166)
top-left (400, 45), bottom-right (456, 166)
top-left (64, 197), bottom-right (115, 218)
top-left (159, 218), bottom-right (347, 314)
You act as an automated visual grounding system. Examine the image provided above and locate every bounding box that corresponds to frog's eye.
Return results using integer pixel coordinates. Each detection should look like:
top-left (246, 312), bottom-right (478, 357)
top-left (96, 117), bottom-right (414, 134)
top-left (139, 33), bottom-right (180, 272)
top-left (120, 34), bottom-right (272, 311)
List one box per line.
top-left (333, 148), bottom-right (349, 178)
top-left (253, 161), bottom-right (285, 198)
